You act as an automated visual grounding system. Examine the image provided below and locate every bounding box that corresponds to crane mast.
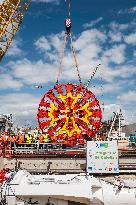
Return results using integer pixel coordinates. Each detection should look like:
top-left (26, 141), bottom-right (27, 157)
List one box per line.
top-left (0, 0), bottom-right (31, 61)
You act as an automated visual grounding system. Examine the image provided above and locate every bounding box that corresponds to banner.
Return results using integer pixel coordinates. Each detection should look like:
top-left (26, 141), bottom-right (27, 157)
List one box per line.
top-left (87, 141), bottom-right (119, 173)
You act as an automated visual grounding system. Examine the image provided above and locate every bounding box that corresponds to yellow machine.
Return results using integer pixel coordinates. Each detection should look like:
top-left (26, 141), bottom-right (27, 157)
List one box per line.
top-left (0, 0), bottom-right (31, 61)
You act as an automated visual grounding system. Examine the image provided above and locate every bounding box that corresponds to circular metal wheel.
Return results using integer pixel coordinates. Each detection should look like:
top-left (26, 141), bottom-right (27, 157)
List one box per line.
top-left (37, 83), bottom-right (102, 146)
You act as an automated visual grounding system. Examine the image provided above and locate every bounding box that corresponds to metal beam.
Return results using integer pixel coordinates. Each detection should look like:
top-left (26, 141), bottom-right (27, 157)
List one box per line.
top-left (0, 0), bottom-right (31, 61)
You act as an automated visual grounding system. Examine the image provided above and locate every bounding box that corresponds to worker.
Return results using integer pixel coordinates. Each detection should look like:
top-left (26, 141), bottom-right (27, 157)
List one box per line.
top-left (11, 134), bottom-right (16, 149)
top-left (2, 132), bottom-right (7, 147)
top-left (25, 133), bottom-right (30, 144)
top-left (14, 134), bottom-right (18, 146)
top-left (0, 135), bottom-right (3, 151)
top-left (18, 133), bottom-right (25, 145)
top-left (33, 131), bottom-right (38, 142)
top-left (43, 133), bottom-right (49, 149)
top-left (39, 135), bottom-right (44, 149)
top-left (43, 133), bottom-right (49, 143)
top-left (28, 134), bottom-right (33, 144)
top-left (7, 134), bottom-right (11, 146)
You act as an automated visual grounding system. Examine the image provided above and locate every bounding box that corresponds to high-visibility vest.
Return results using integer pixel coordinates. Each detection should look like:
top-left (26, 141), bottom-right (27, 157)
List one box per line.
top-left (30, 136), bottom-right (33, 143)
top-left (0, 137), bottom-right (2, 146)
top-left (25, 134), bottom-right (30, 143)
top-left (11, 136), bottom-right (16, 142)
top-left (43, 134), bottom-right (49, 142)
top-left (63, 140), bottom-right (68, 145)
top-left (2, 134), bottom-right (6, 142)
top-left (15, 135), bottom-right (18, 143)
top-left (78, 138), bottom-right (84, 144)
top-left (18, 135), bottom-right (25, 144)
top-left (8, 135), bottom-right (11, 142)
top-left (33, 133), bottom-right (37, 140)
top-left (27, 135), bottom-right (32, 144)
top-left (39, 135), bottom-right (44, 143)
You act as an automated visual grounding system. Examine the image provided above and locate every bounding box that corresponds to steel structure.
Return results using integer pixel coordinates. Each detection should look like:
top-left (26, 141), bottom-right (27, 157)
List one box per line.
top-left (0, 0), bottom-right (31, 61)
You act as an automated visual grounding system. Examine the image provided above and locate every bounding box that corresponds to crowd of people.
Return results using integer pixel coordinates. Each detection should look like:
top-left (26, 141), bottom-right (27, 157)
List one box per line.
top-left (0, 127), bottom-right (50, 148)
top-left (0, 127), bottom-right (85, 149)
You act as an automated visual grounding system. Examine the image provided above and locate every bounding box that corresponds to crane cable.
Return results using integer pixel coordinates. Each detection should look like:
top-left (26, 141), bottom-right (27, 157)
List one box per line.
top-left (65, 0), bottom-right (71, 18)
top-left (56, 0), bottom-right (82, 84)
top-left (56, 33), bottom-right (67, 84)
top-left (66, 0), bottom-right (82, 84)
top-left (70, 33), bottom-right (82, 84)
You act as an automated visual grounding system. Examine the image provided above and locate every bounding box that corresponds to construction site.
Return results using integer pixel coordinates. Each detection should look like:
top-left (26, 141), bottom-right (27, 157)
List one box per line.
top-left (0, 0), bottom-right (136, 205)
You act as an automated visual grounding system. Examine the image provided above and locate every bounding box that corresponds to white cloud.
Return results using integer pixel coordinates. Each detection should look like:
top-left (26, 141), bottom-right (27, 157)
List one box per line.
top-left (9, 58), bottom-right (57, 85)
top-left (118, 7), bottom-right (136, 14)
top-left (116, 90), bottom-right (136, 124)
top-left (102, 104), bottom-right (121, 121)
top-left (33, 29), bottom-right (106, 82)
top-left (129, 6), bottom-right (136, 13)
top-left (6, 39), bottom-right (23, 57)
top-left (117, 65), bottom-right (136, 78)
top-left (103, 44), bottom-right (126, 64)
top-left (34, 36), bottom-right (51, 52)
top-left (90, 82), bottom-right (122, 96)
top-left (75, 29), bottom-right (106, 50)
top-left (134, 50), bottom-right (136, 57)
top-left (35, 32), bottom-right (64, 50)
top-left (0, 74), bottom-right (23, 90)
top-left (123, 109), bottom-right (136, 124)
top-left (83, 17), bottom-right (103, 28)
top-left (102, 103), bottom-right (136, 124)
top-left (50, 32), bottom-right (64, 52)
top-left (0, 93), bottom-right (40, 126)
top-left (117, 91), bottom-right (136, 103)
top-left (33, 0), bottom-right (60, 4)
top-left (8, 28), bottom-right (134, 87)
top-left (109, 22), bottom-right (128, 31)
top-left (108, 31), bottom-right (122, 42)
top-left (108, 22), bottom-right (128, 43)
top-left (124, 33), bottom-right (136, 45)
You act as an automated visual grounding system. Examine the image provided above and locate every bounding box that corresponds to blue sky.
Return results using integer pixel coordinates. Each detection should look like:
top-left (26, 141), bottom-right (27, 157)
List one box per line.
top-left (0, 0), bottom-right (136, 126)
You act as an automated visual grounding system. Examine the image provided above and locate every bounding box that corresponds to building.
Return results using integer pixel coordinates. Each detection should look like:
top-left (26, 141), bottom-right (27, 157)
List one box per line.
top-left (0, 114), bottom-right (13, 132)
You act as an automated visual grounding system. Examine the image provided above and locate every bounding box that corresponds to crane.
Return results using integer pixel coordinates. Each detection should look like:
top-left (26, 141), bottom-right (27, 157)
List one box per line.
top-left (0, 0), bottom-right (31, 61)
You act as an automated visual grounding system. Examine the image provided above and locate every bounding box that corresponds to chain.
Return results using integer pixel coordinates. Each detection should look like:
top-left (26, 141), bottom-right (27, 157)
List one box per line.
top-left (85, 63), bottom-right (101, 90)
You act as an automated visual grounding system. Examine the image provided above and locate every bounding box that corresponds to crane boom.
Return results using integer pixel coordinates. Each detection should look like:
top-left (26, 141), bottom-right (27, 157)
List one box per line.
top-left (0, 0), bottom-right (31, 61)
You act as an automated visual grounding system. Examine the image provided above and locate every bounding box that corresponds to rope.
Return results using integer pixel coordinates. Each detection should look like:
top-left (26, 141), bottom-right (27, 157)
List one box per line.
top-left (70, 33), bottom-right (82, 84)
top-left (56, 33), bottom-right (67, 84)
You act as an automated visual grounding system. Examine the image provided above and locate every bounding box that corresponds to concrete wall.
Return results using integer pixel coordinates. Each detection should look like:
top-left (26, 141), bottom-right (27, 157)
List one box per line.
top-left (16, 196), bottom-right (90, 205)
top-left (2, 157), bottom-right (136, 173)
top-left (18, 158), bottom-right (86, 173)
